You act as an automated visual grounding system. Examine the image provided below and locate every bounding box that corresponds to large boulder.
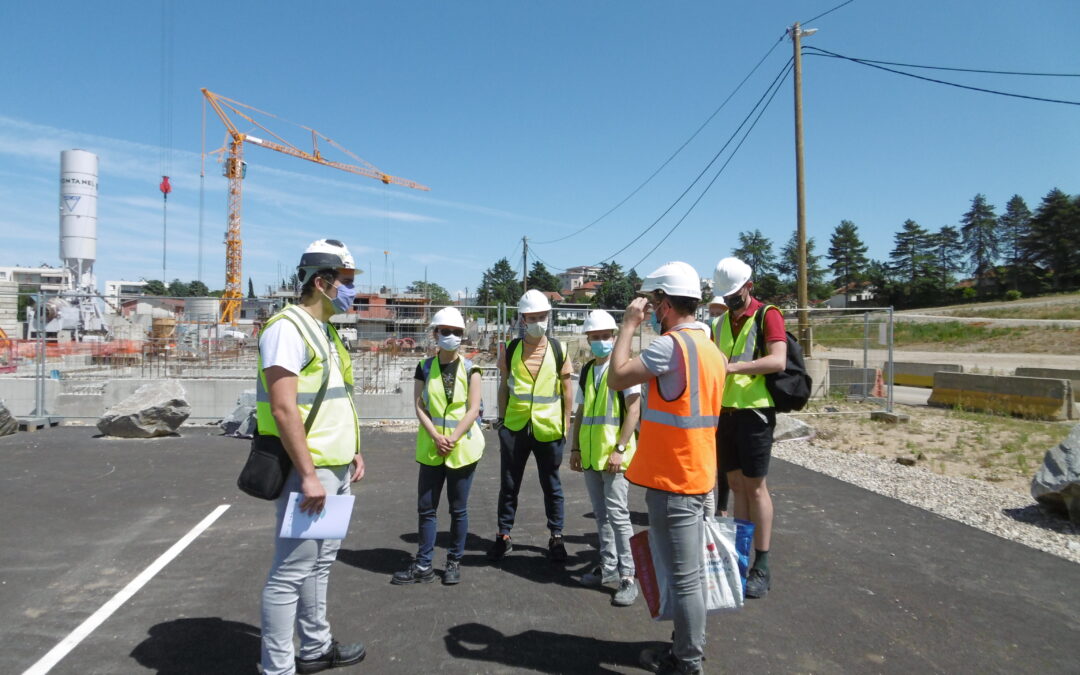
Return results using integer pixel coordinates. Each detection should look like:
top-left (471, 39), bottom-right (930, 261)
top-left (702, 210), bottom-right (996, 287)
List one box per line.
top-left (0, 400), bottom-right (16, 437)
top-left (220, 389), bottom-right (257, 439)
top-left (97, 381), bottom-right (191, 438)
top-left (774, 413), bottom-right (815, 442)
top-left (1031, 423), bottom-right (1080, 525)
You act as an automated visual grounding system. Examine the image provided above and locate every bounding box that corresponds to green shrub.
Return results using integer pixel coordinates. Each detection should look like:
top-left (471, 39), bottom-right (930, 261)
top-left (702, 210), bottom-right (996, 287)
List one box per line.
top-left (1004, 289), bottom-right (1022, 301)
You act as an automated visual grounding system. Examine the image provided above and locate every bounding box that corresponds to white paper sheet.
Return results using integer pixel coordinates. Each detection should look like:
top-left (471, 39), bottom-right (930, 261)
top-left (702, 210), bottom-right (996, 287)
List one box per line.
top-left (278, 492), bottom-right (355, 539)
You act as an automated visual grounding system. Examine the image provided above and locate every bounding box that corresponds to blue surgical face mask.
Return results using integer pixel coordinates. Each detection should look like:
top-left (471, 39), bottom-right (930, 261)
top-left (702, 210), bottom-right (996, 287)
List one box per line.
top-left (324, 279), bottom-right (356, 314)
top-left (590, 339), bottom-right (614, 358)
top-left (649, 302), bottom-right (665, 334)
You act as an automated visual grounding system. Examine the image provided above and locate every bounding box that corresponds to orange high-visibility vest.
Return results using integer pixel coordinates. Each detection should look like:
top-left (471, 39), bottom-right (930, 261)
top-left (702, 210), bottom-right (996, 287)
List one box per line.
top-left (626, 327), bottom-right (725, 495)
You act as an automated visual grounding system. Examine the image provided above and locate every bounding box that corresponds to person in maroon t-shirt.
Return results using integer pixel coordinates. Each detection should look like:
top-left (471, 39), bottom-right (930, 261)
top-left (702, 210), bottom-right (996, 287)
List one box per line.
top-left (712, 257), bottom-right (786, 599)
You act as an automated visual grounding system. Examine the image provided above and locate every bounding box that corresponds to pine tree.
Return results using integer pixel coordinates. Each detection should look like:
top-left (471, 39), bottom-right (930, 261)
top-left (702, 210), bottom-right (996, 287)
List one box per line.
top-left (732, 229), bottom-right (776, 276)
top-left (626, 268), bottom-right (643, 292)
top-left (779, 231), bottom-right (828, 298)
top-left (478, 258), bottom-right (522, 306)
top-left (959, 194), bottom-right (998, 296)
top-left (997, 195), bottom-right (1032, 292)
top-left (929, 225), bottom-right (964, 289)
top-left (888, 220), bottom-right (934, 284)
top-left (188, 280), bottom-right (210, 297)
top-left (526, 262), bottom-right (562, 293)
top-left (247, 278), bottom-right (256, 299)
top-left (826, 220), bottom-right (869, 289)
top-left (1026, 188), bottom-right (1080, 291)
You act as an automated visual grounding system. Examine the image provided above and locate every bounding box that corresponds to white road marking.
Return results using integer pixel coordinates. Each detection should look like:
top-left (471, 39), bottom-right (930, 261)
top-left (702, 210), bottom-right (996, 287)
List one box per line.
top-left (22, 504), bottom-right (231, 675)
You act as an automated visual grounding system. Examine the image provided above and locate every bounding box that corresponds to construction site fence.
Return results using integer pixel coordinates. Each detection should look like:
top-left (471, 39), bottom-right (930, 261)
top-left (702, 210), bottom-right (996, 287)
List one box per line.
top-left (0, 290), bottom-right (895, 421)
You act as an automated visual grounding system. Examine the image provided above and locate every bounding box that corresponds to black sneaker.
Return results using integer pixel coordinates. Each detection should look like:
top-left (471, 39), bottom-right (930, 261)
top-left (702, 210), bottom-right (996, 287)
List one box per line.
top-left (547, 534), bottom-right (568, 563)
top-left (443, 559), bottom-right (461, 585)
top-left (745, 567), bottom-right (771, 598)
top-left (391, 562), bottom-right (435, 585)
top-left (296, 639), bottom-right (366, 674)
top-left (487, 534), bottom-right (512, 562)
top-left (640, 647), bottom-right (701, 674)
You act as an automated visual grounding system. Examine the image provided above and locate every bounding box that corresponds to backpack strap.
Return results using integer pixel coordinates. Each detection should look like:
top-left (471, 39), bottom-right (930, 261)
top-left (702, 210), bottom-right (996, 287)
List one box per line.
top-left (551, 338), bottom-right (565, 375)
top-left (504, 338), bottom-right (522, 371)
top-left (421, 356), bottom-right (436, 382)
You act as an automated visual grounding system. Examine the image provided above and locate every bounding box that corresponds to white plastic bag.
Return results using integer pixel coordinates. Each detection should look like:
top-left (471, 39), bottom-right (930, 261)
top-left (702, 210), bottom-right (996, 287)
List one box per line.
top-left (702, 516), bottom-right (744, 613)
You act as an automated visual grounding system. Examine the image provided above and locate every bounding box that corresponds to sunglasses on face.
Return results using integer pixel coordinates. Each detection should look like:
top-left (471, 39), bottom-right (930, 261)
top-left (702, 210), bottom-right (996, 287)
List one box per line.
top-left (438, 328), bottom-right (464, 337)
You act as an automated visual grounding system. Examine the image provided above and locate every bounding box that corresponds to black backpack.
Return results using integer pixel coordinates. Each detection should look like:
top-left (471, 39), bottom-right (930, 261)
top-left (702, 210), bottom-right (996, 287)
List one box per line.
top-left (753, 307), bottom-right (812, 413)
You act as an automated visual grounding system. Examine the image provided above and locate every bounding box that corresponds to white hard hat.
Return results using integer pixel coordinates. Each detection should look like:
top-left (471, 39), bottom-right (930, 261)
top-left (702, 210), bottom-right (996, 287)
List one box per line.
top-left (297, 238), bottom-right (358, 284)
top-left (713, 257), bottom-right (752, 301)
top-left (518, 288), bottom-right (552, 314)
top-left (430, 307), bottom-right (465, 329)
top-left (582, 309), bottom-right (617, 333)
top-left (640, 261), bottom-right (701, 299)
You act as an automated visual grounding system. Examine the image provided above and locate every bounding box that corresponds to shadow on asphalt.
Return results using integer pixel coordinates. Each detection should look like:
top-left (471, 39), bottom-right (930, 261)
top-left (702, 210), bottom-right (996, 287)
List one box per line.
top-left (129, 617), bottom-right (260, 674)
top-left (444, 622), bottom-right (664, 674)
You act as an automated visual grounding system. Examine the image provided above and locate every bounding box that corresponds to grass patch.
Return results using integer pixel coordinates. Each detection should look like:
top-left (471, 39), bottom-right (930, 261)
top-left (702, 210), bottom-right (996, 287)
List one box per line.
top-left (811, 320), bottom-right (1079, 353)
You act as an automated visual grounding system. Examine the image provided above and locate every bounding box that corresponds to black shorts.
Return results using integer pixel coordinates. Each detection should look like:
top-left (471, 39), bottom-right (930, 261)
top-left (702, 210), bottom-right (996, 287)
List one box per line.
top-left (717, 407), bottom-right (776, 479)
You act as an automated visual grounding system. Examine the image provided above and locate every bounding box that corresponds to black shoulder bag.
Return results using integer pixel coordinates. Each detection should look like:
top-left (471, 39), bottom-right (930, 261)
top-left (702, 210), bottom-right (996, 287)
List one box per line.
top-left (237, 363), bottom-right (332, 500)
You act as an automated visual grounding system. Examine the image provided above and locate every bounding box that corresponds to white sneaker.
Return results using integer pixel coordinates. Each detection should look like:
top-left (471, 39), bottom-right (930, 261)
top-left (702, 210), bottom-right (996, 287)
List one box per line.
top-left (612, 577), bottom-right (638, 606)
top-left (580, 564), bottom-right (619, 587)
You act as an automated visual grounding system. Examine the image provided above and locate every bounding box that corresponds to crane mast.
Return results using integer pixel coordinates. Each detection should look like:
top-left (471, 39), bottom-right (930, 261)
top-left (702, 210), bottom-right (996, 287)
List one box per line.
top-left (200, 88), bottom-right (429, 325)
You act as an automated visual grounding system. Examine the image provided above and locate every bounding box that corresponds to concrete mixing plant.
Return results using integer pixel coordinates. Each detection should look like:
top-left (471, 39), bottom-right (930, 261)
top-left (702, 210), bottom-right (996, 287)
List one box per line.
top-left (54, 149), bottom-right (107, 338)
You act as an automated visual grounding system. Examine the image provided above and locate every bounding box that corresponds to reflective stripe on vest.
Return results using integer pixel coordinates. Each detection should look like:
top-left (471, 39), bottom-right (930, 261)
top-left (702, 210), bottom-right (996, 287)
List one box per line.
top-left (579, 363), bottom-right (637, 471)
top-left (416, 357), bottom-right (485, 468)
top-left (504, 339), bottom-right (565, 442)
top-left (717, 305), bottom-right (774, 409)
top-left (625, 328), bottom-right (724, 495)
top-left (255, 305), bottom-right (360, 466)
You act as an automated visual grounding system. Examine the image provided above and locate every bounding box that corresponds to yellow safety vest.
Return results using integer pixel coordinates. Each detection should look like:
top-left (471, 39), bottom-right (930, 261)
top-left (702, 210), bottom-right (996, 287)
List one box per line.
top-left (416, 356), bottom-right (485, 468)
top-left (716, 305), bottom-right (775, 409)
top-left (579, 361), bottom-right (637, 471)
top-left (505, 338), bottom-right (565, 442)
top-left (256, 304), bottom-right (360, 466)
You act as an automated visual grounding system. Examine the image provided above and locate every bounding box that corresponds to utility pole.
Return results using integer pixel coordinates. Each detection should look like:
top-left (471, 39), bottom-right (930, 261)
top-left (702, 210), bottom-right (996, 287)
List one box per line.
top-left (522, 236), bottom-right (529, 292)
top-left (790, 22), bottom-right (817, 356)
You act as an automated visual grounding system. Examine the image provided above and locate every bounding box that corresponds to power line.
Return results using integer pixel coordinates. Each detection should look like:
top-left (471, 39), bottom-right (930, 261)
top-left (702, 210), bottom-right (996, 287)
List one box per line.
top-left (806, 51), bottom-right (1080, 78)
top-left (595, 57), bottom-right (795, 266)
top-left (805, 46), bottom-right (1080, 106)
top-left (531, 35), bottom-right (787, 246)
top-left (803, 0), bottom-right (858, 25)
top-left (628, 62), bottom-right (794, 271)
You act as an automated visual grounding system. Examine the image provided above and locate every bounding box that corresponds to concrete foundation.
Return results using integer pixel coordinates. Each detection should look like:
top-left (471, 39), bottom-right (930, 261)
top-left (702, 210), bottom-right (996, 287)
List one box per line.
top-left (928, 372), bottom-right (1076, 420)
top-left (828, 366), bottom-right (884, 397)
top-left (805, 356), bottom-right (830, 400)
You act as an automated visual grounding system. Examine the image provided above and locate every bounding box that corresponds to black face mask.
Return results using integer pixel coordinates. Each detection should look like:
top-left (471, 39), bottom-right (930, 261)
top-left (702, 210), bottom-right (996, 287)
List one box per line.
top-left (723, 289), bottom-right (747, 312)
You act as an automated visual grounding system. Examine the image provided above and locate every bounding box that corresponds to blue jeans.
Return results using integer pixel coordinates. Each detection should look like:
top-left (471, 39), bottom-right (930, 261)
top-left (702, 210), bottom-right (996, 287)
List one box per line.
top-left (496, 425), bottom-right (565, 535)
top-left (646, 488), bottom-right (706, 669)
top-left (417, 461), bottom-right (477, 567)
top-left (583, 469), bottom-right (634, 577)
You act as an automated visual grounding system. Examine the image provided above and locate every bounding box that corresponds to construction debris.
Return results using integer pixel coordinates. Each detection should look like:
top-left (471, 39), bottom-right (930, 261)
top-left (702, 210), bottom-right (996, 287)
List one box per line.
top-left (97, 381), bottom-right (191, 438)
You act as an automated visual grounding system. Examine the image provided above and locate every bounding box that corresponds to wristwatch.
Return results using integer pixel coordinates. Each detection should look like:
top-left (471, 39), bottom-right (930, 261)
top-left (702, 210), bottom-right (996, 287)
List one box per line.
top-left (614, 444), bottom-right (626, 453)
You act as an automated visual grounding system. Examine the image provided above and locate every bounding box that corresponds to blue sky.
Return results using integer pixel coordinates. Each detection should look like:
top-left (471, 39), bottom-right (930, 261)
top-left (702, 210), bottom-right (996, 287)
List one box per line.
top-left (1, 1), bottom-right (1077, 300)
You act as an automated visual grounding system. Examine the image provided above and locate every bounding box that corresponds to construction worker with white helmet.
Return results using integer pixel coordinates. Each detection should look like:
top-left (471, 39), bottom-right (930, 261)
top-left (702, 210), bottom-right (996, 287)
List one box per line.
top-left (608, 261), bottom-right (725, 675)
top-left (569, 309), bottom-right (641, 606)
top-left (489, 288), bottom-right (574, 564)
top-left (256, 238), bottom-right (366, 674)
top-left (393, 306), bottom-right (484, 587)
top-left (712, 256), bottom-right (787, 600)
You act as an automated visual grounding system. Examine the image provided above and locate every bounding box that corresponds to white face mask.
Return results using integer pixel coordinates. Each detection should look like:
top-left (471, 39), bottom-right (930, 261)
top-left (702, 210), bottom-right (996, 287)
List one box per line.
top-left (436, 334), bottom-right (461, 351)
top-left (525, 320), bottom-right (547, 338)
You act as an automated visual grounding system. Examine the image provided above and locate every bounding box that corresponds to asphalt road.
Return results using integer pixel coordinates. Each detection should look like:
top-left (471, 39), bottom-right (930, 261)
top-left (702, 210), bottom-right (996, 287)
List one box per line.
top-left (1, 426), bottom-right (1077, 674)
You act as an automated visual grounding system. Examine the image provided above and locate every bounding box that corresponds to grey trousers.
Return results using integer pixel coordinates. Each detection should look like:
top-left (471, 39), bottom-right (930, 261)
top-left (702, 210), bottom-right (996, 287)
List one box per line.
top-left (261, 465), bottom-right (351, 675)
top-left (646, 488), bottom-right (706, 670)
top-left (583, 469), bottom-right (635, 577)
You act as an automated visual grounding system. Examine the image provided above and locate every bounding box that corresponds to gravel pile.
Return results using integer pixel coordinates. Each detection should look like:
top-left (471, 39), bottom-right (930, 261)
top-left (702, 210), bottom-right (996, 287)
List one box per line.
top-left (774, 439), bottom-right (1080, 564)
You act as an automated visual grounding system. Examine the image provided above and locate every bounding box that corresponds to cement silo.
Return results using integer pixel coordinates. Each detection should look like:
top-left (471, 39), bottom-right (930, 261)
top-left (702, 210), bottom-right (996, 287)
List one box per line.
top-left (60, 149), bottom-right (98, 291)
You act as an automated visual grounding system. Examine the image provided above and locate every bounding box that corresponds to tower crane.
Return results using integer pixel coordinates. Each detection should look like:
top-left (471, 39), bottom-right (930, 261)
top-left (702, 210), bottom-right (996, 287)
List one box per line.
top-left (201, 89), bottom-right (429, 325)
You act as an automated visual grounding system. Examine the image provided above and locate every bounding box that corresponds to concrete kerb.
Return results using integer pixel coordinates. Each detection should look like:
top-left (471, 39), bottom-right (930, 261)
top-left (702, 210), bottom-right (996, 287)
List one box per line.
top-left (928, 372), bottom-right (1076, 420)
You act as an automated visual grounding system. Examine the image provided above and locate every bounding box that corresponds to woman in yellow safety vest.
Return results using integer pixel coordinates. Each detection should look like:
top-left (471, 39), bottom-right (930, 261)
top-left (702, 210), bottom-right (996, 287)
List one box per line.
top-left (569, 309), bottom-right (641, 607)
top-left (392, 307), bottom-right (484, 586)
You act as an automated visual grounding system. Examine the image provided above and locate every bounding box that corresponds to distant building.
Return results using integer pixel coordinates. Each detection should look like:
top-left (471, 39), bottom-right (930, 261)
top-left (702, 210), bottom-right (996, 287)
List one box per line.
top-left (0, 265), bottom-right (72, 293)
top-left (104, 279), bottom-right (149, 300)
top-left (569, 280), bottom-right (602, 303)
top-left (824, 281), bottom-right (876, 308)
top-left (558, 265), bottom-right (602, 293)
